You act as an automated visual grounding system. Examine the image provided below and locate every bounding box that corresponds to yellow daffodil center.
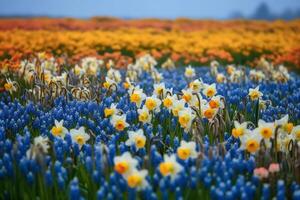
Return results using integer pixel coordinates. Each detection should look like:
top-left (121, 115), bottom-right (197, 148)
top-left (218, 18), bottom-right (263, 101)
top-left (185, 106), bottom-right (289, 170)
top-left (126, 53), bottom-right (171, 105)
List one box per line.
top-left (104, 108), bottom-right (114, 117)
top-left (51, 126), bottom-right (63, 136)
top-left (159, 162), bottom-right (175, 176)
top-left (179, 114), bottom-right (191, 128)
top-left (139, 112), bottom-right (149, 123)
top-left (75, 135), bottom-right (85, 145)
top-left (177, 147), bottom-right (191, 160)
top-left (156, 88), bottom-right (163, 95)
top-left (206, 89), bottom-right (215, 98)
top-left (163, 98), bottom-right (173, 108)
top-left (249, 91), bottom-right (259, 101)
top-left (145, 99), bottom-right (156, 110)
top-left (246, 139), bottom-right (259, 153)
top-left (130, 93), bottom-right (141, 103)
top-left (232, 127), bottom-right (244, 138)
top-left (182, 94), bottom-right (191, 102)
top-left (186, 69), bottom-right (193, 76)
top-left (103, 82), bottom-right (110, 89)
top-left (209, 100), bottom-right (219, 109)
top-left (115, 120), bottom-right (126, 131)
top-left (204, 108), bottom-right (214, 119)
top-left (216, 76), bottom-right (224, 83)
top-left (283, 123), bottom-right (293, 134)
top-left (260, 127), bottom-right (273, 139)
top-left (123, 82), bottom-right (130, 89)
top-left (4, 83), bottom-right (13, 91)
top-left (135, 136), bottom-right (146, 148)
top-left (114, 161), bottom-right (129, 174)
top-left (127, 174), bottom-right (142, 188)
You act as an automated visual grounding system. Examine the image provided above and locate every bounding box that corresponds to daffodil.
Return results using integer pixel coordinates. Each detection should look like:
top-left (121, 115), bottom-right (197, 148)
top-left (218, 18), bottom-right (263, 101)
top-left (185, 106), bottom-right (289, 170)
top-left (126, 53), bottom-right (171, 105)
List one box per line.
top-left (129, 86), bottom-right (146, 107)
top-left (111, 114), bottom-right (129, 131)
top-left (203, 83), bottom-right (217, 98)
top-left (178, 108), bottom-right (195, 132)
top-left (159, 154), bottom-right (183, 180)
top-left (201, 104), bottom-right (217, 120)
top-left (26, 136), bottom-right (50, 159)
top-left (4, 78), bottom-right (17, 94)
top-left (216, 73), bottom-right (226, 83)
top-left (189, 79), bottom-right (203, 93)
top-left (231, 121), bottom-right (249, 138)
top-left (125, 129), bottom-right (146, 149)
top-left (177, 141), bottom-right (197, 160)
top-left (181, 88), bottom-right (193, 103)
top-left (208, 95), bottom-right (224, 109)
top-left (153, 83), bottom-right (166, 98)
top-left (145, 95), bottom-right (161, 112)
top-left (275, 114), bottom-right (293, 134)
top-left (291, 125), bottom-right (300, 141)
top-left (184, 65), bottom-right (195, 78)
top-left (107, 68), bottom-right (122, 83)
top-left (240, 131), bottom-right (262, 154)
top-left (104, 103), bottom-right (118, 118)
top-left (137, 106), bottom-right (152, 124)
top-left (171, 99), bottom-right (186, 117)
top-left (125, 169), bottom-right (149, 190)
top-left (114, 152), bottom-right (138, 175)
top-left (51, 120), bottom-right (68, 138)
top-left (163, 95), bottom-right (176, 110)
top-left (103, 77), bottom-right (117, 90)
top-left (256, 120), bottom-right (275, 139)
top-left (248, 86), bottom-right (263, 101)
top-left (70, 127), bottom-right (90, 148)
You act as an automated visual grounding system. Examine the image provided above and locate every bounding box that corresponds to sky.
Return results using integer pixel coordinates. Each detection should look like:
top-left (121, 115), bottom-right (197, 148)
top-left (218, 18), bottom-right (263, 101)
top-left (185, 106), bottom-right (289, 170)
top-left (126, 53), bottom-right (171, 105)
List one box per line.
top-left (0, 0), bottom-right (300, 19)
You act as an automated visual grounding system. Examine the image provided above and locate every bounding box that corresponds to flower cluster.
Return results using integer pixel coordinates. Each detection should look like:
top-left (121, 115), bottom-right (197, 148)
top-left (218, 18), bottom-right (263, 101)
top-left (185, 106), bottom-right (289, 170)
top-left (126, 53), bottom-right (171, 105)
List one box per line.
top-left (0, 54), bottom-right (300, 199)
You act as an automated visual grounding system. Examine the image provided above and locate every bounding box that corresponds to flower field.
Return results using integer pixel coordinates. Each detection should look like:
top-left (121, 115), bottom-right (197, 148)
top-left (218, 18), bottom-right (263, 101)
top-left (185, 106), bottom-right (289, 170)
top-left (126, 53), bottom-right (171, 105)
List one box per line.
top-left (1, 18), bottom-right (300, 200)
top-left (0, 18), bottom-right (300, 69)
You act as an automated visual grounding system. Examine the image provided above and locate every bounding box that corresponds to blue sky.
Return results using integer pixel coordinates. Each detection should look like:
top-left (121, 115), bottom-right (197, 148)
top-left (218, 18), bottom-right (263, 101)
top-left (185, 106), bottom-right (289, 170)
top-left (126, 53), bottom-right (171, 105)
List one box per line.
top-left (0, 0), bottom-right (300, 19)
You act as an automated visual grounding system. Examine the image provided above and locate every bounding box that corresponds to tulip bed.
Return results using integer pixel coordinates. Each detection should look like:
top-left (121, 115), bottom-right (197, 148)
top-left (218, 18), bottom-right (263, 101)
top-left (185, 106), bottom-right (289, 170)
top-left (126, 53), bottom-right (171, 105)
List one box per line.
top-left (0, 54), bottom-right (300, 200)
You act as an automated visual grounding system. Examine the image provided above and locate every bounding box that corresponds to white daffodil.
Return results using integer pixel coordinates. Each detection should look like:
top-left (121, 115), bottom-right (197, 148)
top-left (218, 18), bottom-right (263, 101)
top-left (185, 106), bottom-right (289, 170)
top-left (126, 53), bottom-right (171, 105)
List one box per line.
top-left (163, 95), bottom-right (177, 110)
top-left (125, 129), bottom-right (146, 149)
top-left (145, 95), bottom-right (161, 112)
top-left (129, 86), bottom-right (147, 108)
top-left (125, 169), bottom-right (149, 190)
top-left (202, 83), bottom-right (217, 98)
top-left (114, 152), bottom-right (138, 175)
top-left (107, 68), bottom-right (122, 83)
top-left (51, 120), bottom-right (68, 138)
top-left (177, 140), bottom-right (198, 160)
top-left (103, 77), bottom-right (117, 91)
top-left (216, 73), bottom-right (226, 83)
top-left (110, 114), bottom-right (129, 131)
top-left (153, 82), bottom-right (166, 98)
top-left (178, 108), bottom-right (196, 132)
top-left (256, 120), bottom-right (275, 140)
top-left (275, 114), bottom-right (294, 134)
top-left (181, 88), bottom-right (193, 104)
top-left (231, 121), bottom-right (249, 138)
top-left (70, 127), bottom-right (90, 148)
top-left (104, 103), bottom-right (119, 118)
top-left (201, 103), bottom-right (217, 120)
top-left (26, 136), bottom-right (50, 159)
top-left (291, 125), bottom-right (300, 141)
top-left (159, 154), bottom-right (183, 180)
top-left (171, 99), bottom-right (186, 117)
top-left (138, 106), bottom-right (152, 124)
top-left (184, 65), bottom-right (195, 78)
top-left (4, 78), bottom-right (17, 94)
top-left (208, 95), bottom-right (224, 110)
top-left (248, 86), bottom-right (263, 101)
top-left (189, 79), bottom-right (204, 93)
top-left (240, 130), bottom-right (262, 154)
